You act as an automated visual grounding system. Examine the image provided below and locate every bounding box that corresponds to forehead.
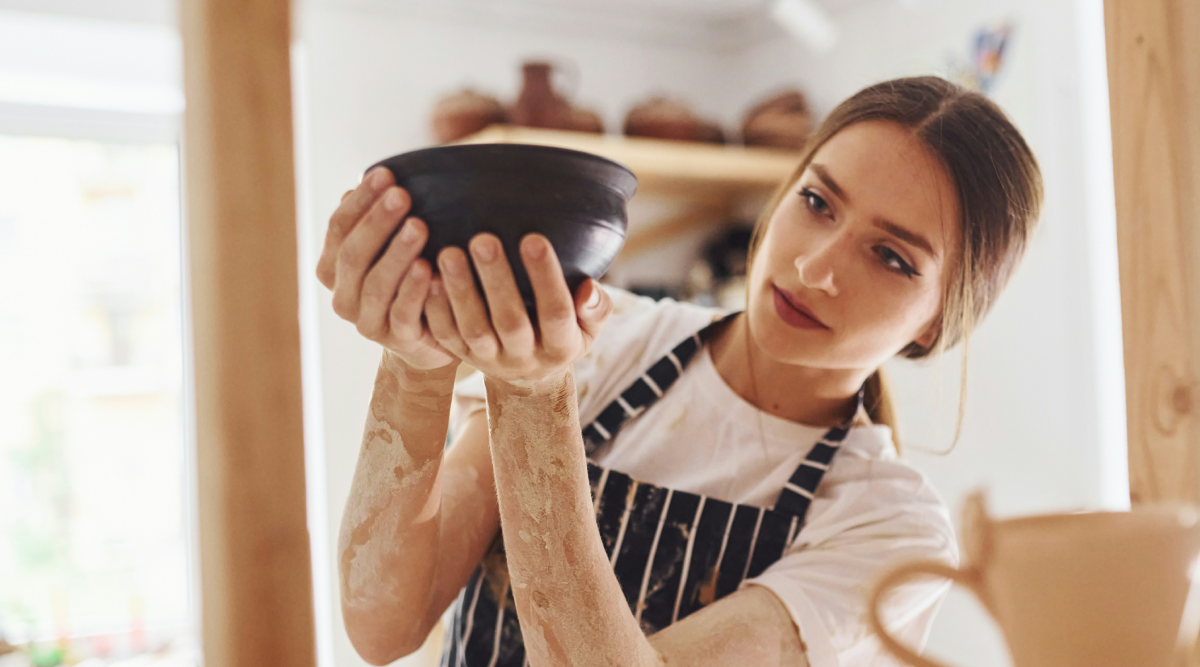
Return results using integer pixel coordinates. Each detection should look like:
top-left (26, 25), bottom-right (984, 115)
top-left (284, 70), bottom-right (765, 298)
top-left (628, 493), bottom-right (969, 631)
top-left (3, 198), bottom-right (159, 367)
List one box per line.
top-left (806, 120), bottom-right (960, 259)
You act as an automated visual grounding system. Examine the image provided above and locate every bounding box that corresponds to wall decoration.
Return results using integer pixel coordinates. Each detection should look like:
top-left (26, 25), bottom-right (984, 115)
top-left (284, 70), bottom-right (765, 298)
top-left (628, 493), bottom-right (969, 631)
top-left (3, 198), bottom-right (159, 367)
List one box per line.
top-left (947, 21), bottom-right (1013, 95)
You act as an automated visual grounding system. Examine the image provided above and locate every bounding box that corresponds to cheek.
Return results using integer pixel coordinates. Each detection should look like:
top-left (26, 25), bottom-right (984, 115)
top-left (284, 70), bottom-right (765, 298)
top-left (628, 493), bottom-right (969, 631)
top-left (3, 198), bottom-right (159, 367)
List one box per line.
top-left (752, 209), bottom-right (807, 275)
top-left (843, 281), bottom-right (942, 350)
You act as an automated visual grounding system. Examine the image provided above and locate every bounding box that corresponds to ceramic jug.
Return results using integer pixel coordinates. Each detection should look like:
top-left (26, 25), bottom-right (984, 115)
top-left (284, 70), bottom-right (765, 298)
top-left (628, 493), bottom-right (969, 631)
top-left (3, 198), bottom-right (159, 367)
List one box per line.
top-left (868, 492), bottom-right (1200, 667)
top-left (509, 61), bottom-right (571, 130)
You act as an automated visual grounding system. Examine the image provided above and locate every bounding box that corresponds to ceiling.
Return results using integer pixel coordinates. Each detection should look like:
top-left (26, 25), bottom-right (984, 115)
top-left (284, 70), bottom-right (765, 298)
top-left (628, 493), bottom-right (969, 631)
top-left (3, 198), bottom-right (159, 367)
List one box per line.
top-left (303, 0), bottom-right (876, 51)
top-left (0, 0), bottom-right (875, 51)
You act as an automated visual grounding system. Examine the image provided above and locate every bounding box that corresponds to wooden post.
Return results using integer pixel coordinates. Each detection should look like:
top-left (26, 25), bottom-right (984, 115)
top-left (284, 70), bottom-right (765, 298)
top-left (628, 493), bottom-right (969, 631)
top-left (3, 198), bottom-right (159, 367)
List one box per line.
top-left (1105, 0), bottom-right (1200, 504)
top-left (180, 0), bottom-right (317, 665)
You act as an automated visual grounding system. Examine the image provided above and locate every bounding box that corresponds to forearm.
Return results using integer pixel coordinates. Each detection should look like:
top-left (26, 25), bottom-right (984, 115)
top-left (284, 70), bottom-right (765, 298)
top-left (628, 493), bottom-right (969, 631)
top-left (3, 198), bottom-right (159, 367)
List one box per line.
top-left (484, 371), bottom-right (663, 667)
top-left (338, 350), bottom-right (458, 654)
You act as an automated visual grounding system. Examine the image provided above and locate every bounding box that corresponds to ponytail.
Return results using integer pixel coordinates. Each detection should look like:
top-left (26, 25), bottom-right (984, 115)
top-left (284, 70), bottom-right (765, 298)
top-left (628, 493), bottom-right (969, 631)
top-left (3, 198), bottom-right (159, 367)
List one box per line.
top-left (863, 367), bottom-right (902, 454)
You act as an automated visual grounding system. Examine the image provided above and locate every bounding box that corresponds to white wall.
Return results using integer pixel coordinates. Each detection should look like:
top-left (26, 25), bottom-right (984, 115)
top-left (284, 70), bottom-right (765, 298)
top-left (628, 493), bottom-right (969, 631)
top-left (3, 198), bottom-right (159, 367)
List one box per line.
top-left (294, 2), bottom-right (1124, 666)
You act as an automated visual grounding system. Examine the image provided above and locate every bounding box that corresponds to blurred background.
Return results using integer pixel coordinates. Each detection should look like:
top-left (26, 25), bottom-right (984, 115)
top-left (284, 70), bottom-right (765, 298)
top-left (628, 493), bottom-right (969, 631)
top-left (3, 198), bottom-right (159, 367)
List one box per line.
top-left (0, 0), bottom-right (1122, 665)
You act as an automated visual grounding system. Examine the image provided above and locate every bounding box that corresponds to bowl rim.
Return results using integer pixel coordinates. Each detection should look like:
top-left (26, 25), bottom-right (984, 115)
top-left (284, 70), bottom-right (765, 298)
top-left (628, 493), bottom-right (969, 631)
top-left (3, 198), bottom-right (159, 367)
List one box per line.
top-left (370, 143), bottom-right (638, 200)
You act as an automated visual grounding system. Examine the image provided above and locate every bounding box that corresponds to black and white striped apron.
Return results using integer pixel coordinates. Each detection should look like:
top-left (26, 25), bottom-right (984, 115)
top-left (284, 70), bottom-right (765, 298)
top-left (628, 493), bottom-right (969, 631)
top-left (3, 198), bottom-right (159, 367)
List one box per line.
top-left (440, 314), bottom-right (861, 667)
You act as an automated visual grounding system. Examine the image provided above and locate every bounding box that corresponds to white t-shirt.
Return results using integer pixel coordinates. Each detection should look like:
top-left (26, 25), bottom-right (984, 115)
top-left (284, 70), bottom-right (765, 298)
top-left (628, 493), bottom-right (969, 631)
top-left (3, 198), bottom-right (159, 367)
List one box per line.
top-left (452, 286), bottom-right (959, 667)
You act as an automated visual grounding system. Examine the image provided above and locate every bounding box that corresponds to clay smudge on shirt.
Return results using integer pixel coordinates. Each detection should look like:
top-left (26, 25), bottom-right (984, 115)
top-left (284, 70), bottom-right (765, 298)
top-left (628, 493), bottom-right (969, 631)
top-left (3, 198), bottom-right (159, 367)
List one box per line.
top-left (696, 567), bottom-right (719, 606)
top-left (665, 406), bottom-right (688, 433)
top-left (480, 543), bottom-right (513, 606)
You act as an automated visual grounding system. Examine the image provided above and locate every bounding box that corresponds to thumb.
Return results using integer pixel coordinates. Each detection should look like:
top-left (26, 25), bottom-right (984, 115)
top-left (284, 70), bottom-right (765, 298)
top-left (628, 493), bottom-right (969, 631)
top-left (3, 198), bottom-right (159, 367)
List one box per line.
top-left (576, 279), bottom-right (611, 338)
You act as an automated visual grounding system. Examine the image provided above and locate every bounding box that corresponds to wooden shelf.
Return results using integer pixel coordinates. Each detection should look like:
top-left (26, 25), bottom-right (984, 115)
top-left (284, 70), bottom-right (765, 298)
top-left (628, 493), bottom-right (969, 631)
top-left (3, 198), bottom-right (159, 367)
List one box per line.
top-left (453, 125), bottom-right (802, 202)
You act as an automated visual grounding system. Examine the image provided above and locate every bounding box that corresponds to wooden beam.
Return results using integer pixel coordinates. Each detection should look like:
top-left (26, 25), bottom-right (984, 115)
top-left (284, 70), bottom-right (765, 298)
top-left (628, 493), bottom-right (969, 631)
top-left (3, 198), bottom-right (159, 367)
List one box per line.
top-left (180, 0), bottom-right (317, 665)
top-left (1105, 0), bottom-right (1200, 504)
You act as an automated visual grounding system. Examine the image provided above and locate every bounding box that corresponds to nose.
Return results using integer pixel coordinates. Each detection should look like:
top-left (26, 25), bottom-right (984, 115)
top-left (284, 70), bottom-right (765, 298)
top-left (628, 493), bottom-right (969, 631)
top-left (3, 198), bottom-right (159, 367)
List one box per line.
top-left (794, 232), bottom-right (841, 297)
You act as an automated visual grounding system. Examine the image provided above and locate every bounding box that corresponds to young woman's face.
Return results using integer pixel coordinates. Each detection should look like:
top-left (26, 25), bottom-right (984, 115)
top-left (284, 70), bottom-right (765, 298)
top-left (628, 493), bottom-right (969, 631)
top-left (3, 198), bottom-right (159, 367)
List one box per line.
top-left (747, 120), bottom-right (960, 371)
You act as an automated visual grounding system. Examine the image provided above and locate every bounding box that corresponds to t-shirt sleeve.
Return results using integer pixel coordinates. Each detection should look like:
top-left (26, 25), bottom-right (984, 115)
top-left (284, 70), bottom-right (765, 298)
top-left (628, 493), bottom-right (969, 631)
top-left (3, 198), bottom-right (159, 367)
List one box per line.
top-left (741, 462), bottom-right (959, 667)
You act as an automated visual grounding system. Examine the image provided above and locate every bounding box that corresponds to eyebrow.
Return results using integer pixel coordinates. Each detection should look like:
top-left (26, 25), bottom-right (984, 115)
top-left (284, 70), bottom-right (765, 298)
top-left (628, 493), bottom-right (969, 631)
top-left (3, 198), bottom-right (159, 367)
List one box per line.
top-left (875, 219), bottom-right (938, 259)
top-left (810, 164), bottom-right (847, 202)
top-left (807, 162), bottom-right (939, 260)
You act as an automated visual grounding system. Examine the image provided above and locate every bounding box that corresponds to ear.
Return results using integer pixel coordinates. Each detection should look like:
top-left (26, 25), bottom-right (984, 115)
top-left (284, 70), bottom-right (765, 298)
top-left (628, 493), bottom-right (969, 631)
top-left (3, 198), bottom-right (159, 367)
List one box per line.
top-left (913, 317), bottom-right (940, 351)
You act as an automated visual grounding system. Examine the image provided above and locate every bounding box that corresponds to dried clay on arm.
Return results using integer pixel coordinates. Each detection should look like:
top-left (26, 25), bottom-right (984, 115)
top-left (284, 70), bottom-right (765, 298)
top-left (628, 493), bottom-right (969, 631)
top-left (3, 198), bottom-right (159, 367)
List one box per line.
top-left (649, 586), bottom-right (811, 667)
top-left (338, 352), bottom-right (454, 614)
top-left (485, 373), bottom-right (663, 667)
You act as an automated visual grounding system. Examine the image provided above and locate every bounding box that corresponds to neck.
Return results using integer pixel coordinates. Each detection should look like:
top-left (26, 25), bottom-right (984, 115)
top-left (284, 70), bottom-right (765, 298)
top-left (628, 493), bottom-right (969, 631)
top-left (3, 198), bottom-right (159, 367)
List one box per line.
top-left (708, 313), bottom-right (870, 428)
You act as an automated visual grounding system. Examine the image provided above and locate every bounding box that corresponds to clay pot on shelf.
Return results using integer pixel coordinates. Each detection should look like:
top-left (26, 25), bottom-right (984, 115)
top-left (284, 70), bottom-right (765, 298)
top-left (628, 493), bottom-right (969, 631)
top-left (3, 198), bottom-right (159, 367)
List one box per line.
top-left (431, 89), bottom-right (508, 143)
top-left (566, 107), bottom-right (605, 134)
top-left (509, 61), bottom-right (605, 134)
top-left (741, 90), bottom-right (813, 150)
top-left (623, 97), bottom-right (725, 144)
top-left (510, 61), bottom-right (571, 129)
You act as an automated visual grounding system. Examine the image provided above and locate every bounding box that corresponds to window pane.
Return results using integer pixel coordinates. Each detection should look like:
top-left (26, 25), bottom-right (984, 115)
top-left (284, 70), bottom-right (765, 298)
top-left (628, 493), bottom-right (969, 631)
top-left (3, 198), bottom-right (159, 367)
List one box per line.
top-left (0, 134), bottom-right (196, 666)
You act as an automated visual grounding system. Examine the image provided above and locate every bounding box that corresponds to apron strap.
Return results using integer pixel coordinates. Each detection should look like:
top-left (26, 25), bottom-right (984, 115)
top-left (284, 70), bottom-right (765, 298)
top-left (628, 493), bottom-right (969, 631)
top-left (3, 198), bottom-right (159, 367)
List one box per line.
top-left (581, 312), bottom-right (737, 455)
top-left (578, 308), bottom-right (866, 522)
top-left (772, 386), bottom-right (864, 517)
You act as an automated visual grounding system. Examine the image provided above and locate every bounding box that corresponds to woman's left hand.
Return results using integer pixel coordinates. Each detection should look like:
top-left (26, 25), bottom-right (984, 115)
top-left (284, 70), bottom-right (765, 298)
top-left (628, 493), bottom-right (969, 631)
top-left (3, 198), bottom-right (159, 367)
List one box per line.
top-left (424, 232), bottom-right (613, 387)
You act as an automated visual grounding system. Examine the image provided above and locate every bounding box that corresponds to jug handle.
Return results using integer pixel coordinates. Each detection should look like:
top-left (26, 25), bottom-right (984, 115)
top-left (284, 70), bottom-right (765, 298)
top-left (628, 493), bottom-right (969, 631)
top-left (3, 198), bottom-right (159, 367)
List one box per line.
top-left (1176, 569), bottom-right (1200, 667)
top-left (868, 559), bottom-right (979, 667)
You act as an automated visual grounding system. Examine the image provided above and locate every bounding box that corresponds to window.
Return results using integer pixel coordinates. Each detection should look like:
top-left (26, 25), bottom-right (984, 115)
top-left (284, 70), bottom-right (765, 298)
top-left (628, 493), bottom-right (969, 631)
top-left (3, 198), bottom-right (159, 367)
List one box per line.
top-left (0, 134), bottom-right (196, 666)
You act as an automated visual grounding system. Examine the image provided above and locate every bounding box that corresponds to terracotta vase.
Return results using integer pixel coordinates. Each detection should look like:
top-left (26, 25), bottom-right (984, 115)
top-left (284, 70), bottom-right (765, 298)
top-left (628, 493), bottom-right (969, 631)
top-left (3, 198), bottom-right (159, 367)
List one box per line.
top-left (509, 62), bottom-right (572, 130)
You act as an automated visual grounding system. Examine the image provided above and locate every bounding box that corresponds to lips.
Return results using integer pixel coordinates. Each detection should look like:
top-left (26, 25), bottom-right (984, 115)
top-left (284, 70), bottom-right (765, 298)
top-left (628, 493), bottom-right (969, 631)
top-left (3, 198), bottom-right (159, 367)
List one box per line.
top-left (772, 284), bottom-right (830, 330)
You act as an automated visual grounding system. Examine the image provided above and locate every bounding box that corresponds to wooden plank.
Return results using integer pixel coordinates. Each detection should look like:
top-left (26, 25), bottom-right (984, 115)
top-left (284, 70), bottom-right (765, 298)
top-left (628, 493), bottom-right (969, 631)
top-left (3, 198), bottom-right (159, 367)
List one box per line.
top-left (180, 0), bottom-right (317, 665)
top-left (1105, 0), bottom-right (1200, 504)
top-left (455, 125), bottom-right (800, 200)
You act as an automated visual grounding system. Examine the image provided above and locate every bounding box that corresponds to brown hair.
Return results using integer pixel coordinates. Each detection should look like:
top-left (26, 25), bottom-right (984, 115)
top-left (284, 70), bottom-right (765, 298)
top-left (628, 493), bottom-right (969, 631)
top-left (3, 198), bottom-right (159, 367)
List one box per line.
top-left (747, 76), bottom-right (1043, 451)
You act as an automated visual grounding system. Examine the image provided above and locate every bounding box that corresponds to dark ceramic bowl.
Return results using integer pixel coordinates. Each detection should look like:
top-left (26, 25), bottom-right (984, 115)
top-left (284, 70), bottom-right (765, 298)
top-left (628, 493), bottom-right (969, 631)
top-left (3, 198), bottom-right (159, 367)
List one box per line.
top-left (370, 144), bottom-right (637, 315)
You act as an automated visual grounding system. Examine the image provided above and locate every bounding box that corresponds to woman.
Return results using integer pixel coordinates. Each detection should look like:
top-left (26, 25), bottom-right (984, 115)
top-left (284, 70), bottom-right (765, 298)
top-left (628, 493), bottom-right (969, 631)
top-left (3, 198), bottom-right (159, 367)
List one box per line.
top-left (317, 76), bottom-right (1042, 666)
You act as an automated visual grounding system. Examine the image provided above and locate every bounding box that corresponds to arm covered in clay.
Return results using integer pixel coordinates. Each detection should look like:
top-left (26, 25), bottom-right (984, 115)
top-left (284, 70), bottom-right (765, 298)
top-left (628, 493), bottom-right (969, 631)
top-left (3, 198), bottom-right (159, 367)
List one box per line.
top-left (337, 353), bottom-right (501, 665)
top-left (484, 372), bottom-right (658, 666)
top-left (316, 168), bottom-right (502, 664)
top-left (485, 372), bottom-right (809, 667)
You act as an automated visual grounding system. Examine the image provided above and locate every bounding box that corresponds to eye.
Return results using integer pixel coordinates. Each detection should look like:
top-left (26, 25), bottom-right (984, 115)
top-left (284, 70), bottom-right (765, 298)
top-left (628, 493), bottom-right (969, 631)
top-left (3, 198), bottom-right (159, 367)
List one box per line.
top-left (876, 246), bottom-right (921, 278)
top-left (799, 188), bottom-right (831, 217)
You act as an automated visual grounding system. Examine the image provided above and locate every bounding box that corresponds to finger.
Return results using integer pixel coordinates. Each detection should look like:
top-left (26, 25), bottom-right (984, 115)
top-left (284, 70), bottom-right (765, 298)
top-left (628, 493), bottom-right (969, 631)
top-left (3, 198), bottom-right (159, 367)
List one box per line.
top-left (424, 276), bottom-right (468, 359)
top-left (358, 217), bottom-right (428, 341)
top-left (574, 279), bottom-right (612, 344)
top-left (340, 189), bottom-right (354, 203)
top-left (330, 186), bottom-right (412, 321)
top-left (438, 247), bottom-right (500, 359)
top-left (317, 167), bottom-right (393, 288)
top-left (521, 234), bottom-right (578, 362)
top-left (386, 258), bottom-right (434, 347)
top-left (469, 233), bottom-right (535, 357)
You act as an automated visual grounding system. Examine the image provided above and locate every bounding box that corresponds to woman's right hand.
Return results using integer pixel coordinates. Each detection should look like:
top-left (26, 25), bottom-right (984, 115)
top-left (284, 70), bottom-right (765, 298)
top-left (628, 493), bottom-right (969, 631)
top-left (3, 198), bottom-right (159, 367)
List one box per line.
top-left (316, 166), bottom-right (458, 371)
